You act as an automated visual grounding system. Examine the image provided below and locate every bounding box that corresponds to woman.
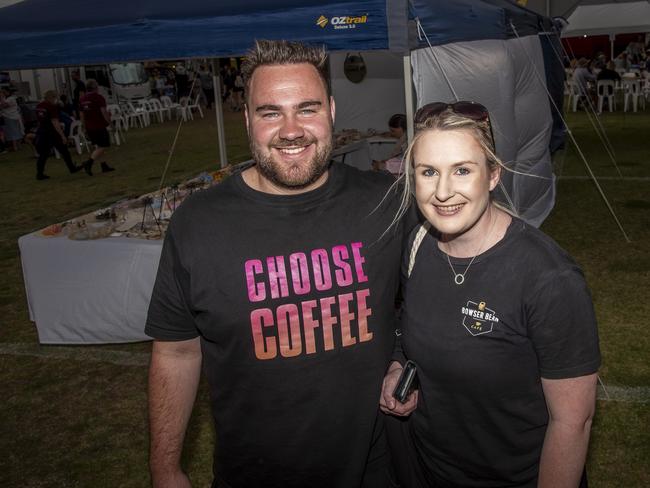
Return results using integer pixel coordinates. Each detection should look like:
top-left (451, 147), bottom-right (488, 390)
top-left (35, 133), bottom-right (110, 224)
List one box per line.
top-left (380, 102), bottom-right (600, 488)
top-left (0, 87), bottom-right (25, 152)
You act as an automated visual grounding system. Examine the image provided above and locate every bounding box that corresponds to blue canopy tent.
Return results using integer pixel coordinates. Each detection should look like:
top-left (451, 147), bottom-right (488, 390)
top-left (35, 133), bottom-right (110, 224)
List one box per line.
top-left (0, 0), bottom-right (547, 68)
top-left (0, 0), bottom-right (563, 226)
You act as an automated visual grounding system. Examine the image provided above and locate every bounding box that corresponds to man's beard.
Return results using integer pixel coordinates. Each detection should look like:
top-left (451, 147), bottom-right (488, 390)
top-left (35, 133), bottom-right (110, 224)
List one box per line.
top-left (250, 134), bottom-right (333, 190)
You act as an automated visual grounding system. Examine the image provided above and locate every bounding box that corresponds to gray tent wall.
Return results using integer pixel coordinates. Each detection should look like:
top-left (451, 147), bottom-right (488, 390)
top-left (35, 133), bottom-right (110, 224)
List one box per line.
top-left (411, 35), bottom-right (555, 226)
top-left (330, 51), bottom-right (406, 132)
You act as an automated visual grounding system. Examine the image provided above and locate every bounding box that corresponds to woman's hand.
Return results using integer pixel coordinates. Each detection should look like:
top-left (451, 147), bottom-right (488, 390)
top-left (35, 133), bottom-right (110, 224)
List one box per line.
top-left (379, 361), bottom-right (418, 416)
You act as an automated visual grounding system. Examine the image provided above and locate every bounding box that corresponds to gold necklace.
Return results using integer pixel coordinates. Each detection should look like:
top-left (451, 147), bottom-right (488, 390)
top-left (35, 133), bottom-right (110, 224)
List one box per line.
top-left (444, 212), bottom-right (498, 285)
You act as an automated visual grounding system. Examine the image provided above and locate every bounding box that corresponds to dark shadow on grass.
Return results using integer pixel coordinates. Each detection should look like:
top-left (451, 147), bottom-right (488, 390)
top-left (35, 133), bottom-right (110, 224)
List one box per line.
top-left (623, 200), bottom-right (650, 209)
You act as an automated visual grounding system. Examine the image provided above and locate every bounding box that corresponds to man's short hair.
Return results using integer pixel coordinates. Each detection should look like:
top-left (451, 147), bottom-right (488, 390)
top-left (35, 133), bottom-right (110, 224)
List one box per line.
top-left (85, 78), bottom-right (98, 91)
top-left (241, 40), bottom-right (330, 98)
top-left (388, 113), bottom-right (407, 131)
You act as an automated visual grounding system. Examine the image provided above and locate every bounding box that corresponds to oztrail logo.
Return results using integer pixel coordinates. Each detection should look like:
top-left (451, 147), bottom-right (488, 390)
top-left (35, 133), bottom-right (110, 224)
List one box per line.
top-left (316, 14), bottom-right (368, 30)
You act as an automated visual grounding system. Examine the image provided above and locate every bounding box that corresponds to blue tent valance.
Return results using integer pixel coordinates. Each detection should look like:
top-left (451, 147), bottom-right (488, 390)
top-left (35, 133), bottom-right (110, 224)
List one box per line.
top-left (0, 0), bottom-right (548, 70)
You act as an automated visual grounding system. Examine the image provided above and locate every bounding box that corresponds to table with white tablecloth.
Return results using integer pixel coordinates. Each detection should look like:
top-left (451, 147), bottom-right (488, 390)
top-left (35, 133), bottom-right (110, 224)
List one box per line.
top-left (19, 233), bottom-right (162, 344)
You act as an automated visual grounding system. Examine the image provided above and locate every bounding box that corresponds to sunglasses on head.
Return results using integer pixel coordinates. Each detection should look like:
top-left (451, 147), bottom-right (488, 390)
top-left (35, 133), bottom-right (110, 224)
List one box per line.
top-left (414, 100), bottom-right (495, 149)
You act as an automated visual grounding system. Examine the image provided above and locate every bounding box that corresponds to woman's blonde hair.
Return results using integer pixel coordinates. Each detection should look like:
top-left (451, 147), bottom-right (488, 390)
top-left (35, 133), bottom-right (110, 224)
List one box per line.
top-left (389, 105), bottom-right (512, 229)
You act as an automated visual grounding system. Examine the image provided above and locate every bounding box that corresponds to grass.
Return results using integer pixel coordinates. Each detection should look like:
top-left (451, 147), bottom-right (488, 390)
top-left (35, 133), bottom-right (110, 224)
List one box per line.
top-left (1, 106), bottom-right (649, 487)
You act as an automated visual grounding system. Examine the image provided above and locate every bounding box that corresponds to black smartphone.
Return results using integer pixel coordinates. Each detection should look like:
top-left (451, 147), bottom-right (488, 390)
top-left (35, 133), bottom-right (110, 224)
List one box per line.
top-left (392, 360), bottom-right (418, 403)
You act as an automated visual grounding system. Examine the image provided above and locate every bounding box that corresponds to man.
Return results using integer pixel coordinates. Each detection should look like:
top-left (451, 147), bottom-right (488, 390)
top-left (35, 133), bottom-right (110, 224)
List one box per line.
top-left (33, 90), bottom-right (82, 180)
top-left (198, 65), bottom-right (214, 109)
top-left (175, 64), bottom-right (189, 98)
top-left (71, 70), bottom-right (86, 118)
top-left (146, 40), bottom-right (404, 488)
top-left (79, 79), bottom-right (115, 175)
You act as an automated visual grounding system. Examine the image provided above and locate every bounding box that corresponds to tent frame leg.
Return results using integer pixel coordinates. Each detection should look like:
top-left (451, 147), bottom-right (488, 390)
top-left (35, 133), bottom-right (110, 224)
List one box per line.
top-left (211, 59), bottom-right (228, 169)
top-left (403, 54), bottom-right (415, 143)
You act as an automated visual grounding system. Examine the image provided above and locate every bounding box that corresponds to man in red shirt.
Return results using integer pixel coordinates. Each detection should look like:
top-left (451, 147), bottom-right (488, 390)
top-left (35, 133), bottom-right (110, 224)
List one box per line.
top-left (34, 90), bottom-right (83, 180)
top-left (79, 79), bottom-right (115, 175)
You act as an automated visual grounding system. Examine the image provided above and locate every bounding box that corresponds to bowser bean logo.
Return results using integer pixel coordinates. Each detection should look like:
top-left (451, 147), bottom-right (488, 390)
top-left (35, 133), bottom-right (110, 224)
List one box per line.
top-left (461, 300), bottom-right (499, 336)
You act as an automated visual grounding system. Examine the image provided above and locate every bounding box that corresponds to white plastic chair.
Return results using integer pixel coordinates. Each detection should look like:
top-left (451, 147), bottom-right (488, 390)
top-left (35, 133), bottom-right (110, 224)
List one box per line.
top-left (178, 97), bottom-right (192, 122)
top-left (640, 72), bottom-right (650, 101)
top-left (119, 103), bottom-right (139, 129)
top-left (126, 102), bottom-right (149, 127)
top-left (140, 100), bottom-right (163, 123)
top-left (69, 120), bottom-right (90, 155)
top-left (596, 80), bottom-right (616, 113)
top-left (567, 82), bottom-right (583, 112)
top-left (187, 93), bottom-right (204, 119)
top-left (147, 98), bottom-right (167, 123)
top-left (108, 126), bottom-right (122, 146)
top-left (622, 79), bottom-right (644, 112)
top-left (159, 96), bottom-right (179, 120)
top-left (129, 101), bottom-right (151, 126)
top-left (107, 104), bottom-right (128, 132)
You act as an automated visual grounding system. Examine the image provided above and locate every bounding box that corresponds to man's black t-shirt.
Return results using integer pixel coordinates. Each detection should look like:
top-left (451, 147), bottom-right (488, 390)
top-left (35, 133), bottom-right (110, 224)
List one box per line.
top-left (400, 218), bottom-right (600, 488)
top-left (146, 162), bottom-right (404, 488)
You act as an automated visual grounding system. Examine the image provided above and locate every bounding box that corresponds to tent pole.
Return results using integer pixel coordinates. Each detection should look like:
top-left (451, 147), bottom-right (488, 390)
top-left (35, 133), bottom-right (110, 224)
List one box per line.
top-left (211, 59), bottom-right (228, 169)
top-left (403, 54), bottom-right (415, 143)
top-left (609, 34), bottom-right (615, 60)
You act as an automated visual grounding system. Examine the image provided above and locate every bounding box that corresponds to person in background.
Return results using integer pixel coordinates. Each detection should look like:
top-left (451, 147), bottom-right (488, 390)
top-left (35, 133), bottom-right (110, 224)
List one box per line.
top-left (71, 70), bottom-right (86, 118)
top-left (372, 113), bottom-right (407, 175)
top-left (58, 94), bottom-right (76, 136)
top-left (163, 78), bottom-right (175, 99)
top-left (33, 90), bottom-right (82, 180)
top-left (175, 64), bottom-right (188, 99)
top-left (155, 71), bottom-right (167, 98)
top-left (198, 65), bottom-right (214, 109)
top-left (220, 64), bottom-right (232, 103)
top-left (380, 101), bottom-right (600, 488)
top-left (231, 68), bottom-right (245, 111)
top-left (223, 65), bottom-right (237, 109)
top-left (59, 93), bottom-right (75, 116)
top-left (79, 78), bottom-right (115, 175)
top-left (0, 87), bottom-right (24, 152)
top-left (614, 52), bottom-right (629, 72)
top-left (592, 52), bottom-right (607, 70)
top-left (146, 39), bottom-right (405, 488)
top-left (596, 61), bottom-right (621, 112)
top-left (17, 96), bottom-right (39, 157)
top-left (626, 35), bottom-right (645, 64)
top-left (572, 58), bottom-right (597, 108)
top-left (597, 60), bottom-right (621, 83)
